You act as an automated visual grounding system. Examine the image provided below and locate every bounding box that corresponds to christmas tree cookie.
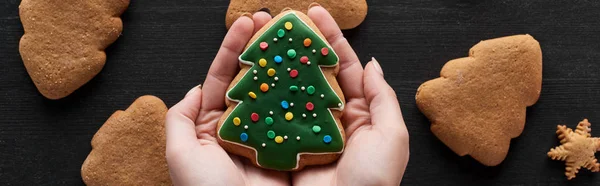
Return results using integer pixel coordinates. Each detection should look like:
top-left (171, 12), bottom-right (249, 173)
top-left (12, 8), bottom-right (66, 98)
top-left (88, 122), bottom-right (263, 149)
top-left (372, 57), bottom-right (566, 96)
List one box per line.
top-left (217, 10), bottom-right (346, 171)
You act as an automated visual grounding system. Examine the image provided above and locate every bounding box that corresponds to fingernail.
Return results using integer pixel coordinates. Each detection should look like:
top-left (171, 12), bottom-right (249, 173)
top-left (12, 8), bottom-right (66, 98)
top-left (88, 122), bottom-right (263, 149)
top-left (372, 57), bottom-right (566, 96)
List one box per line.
top-left (371, 57), bottom-right (384, 76)
top-left (185, 84), bottom-right (202, 97)
top-left (309, 2), bottom-right (322, 8)
top-left (240, 12), bottom-right (253, 19)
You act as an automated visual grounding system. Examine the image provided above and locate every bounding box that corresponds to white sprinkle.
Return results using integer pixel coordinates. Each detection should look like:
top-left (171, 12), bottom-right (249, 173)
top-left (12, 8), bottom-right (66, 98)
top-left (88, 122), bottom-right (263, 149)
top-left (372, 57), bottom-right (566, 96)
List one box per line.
top-left (273, 38), bottom-right (278, 42)
top-left (312, 49), bottom-right (316, 53)
top-left (253, 70), bottom-right (257, 74)
top-left (290, 103), bottom-right (294, 107)
top-left (289, 38), bottom-right (293, 42)
top-left (302, 113), bottom-right (306, 118)
top-left (321, 94), bottom-right (325, 98)
top-left (307, 62), bottom-right (311, 65)
top-left (296, 136), bottom-right (301, 140)
top-left (301, 86), bottom-right (305, 91)
top-left (313, 113), bottom-right (317, 118)
top-left (271, 83), bottom-right (276, 87)
top-left (274, 77), bottom-right (279, 81)
top-left (287, 68), bottom-right (291, 72)
top-left (244, 125), bottom-right (248, 129)
top-left (253, 76), bottom-right (258, 80)
top-left (269, 111), bottom-right (273, 115)
top-left (262, 143), bottom-right (266, 147)
top-left (338, 103), bottom-right (342, 107)
top-left (284, 136), bottom-right (288, 139)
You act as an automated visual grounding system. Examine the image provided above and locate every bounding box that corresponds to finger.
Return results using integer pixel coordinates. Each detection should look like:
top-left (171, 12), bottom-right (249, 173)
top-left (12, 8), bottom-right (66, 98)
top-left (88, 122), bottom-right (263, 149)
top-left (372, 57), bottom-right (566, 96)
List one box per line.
top-left (201, 16), bottom-right (255, 111)
top-left (253, 11), bottom-right (272, 34)
top-left (166, 85), bottom-right (203, 149)
top-left (308, 6), bottom-right (365, 100)
top-left (363, 58), bottom-right (409, 136)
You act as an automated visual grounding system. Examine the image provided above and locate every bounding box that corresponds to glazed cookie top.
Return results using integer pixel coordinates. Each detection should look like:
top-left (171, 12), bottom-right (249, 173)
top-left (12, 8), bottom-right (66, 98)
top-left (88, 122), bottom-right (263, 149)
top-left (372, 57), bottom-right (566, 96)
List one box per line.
top-left (218, 12), bottom-right (344, 170)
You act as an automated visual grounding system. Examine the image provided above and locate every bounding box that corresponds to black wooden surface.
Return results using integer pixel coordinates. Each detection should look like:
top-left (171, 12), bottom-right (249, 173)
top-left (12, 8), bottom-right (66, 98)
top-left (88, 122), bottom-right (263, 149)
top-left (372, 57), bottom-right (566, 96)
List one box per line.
top-left (1, 0), bottom-right (599, 185)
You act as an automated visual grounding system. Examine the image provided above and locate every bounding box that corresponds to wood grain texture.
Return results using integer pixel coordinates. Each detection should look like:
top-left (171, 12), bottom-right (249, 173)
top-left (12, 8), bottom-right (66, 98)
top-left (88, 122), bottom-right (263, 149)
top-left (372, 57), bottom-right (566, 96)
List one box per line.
top-left (0, 0), bottom-right (599, 185)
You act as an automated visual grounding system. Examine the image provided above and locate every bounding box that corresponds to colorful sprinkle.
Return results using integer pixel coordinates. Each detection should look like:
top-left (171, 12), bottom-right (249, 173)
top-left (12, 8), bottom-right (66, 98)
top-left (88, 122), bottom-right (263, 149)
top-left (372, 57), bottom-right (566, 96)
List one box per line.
top-left (260, 83), bottom-right (269, 92)
top-left (259, 58), bottom-right (267, 67)
top-left (285, 112), bottom-right (293, 121)
top-left (289, 86), bottom-right (298, 92)
top-left (267, 68), bottom-right (276, 76)
top-left (267, 130), bottom-right (276, 139)
top-left (312, 125), bottom-right (321, 133)
top-left (306, 102), bottom-right (314, 111)
top-left (284, 22), bottom-right (293, 30)
top-left (248, 92), bottom-right (257, 99)
top-left (265, 117), bottom-right (274, 125)
top-left (240, 133), bottom-right (248, 142)
top-left (287, 49), bottom-right (296, 59)
top-left (233, 117), bottom-right (241, 126)
top-left (281, 101), bottom-right (289, 109)
top-left (303, 38), bottom-right (312, 47)
top-left (274, 55), bottom-right (283, 63)
top-left (251, 113), bottom-right (259, 122)
top-left (275, 136), bottom-right (284, 143)
top-left (277, 29), bottom-right (285, 38)
top-left (290, 69), bottom-right (298, 78)
top-left (300, 56), bottom-right (309, 64)
top-left (262, 143), bottom-right (266, 147)
top-left (307, 86), bottom-right (315, 95)
top-left (321, 47), bottom-right (329, 56)
top-left (296, 136), bottom-right (301, 140)
top-left (259, 42), bottom-right (268, 51)
top-left (323, 135), bottom-right (332, 143)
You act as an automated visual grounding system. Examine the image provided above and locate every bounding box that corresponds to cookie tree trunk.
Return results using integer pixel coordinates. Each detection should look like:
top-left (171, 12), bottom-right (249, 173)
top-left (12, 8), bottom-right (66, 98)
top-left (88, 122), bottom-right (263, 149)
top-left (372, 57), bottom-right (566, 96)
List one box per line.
top-left (218, 12), bottom-right (344, 170)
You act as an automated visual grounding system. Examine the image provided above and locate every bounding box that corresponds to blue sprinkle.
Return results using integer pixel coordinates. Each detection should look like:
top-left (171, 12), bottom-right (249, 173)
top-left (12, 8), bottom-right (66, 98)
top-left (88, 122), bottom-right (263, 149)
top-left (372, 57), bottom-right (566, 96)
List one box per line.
top-left (323, 135), bottom-right (332, 144)
top-left (280, 100), bottom-right (289, 109)
top-left (274, 55), bottom-right (283, 63)
top-left (240, 133), bottom-right (248, 142)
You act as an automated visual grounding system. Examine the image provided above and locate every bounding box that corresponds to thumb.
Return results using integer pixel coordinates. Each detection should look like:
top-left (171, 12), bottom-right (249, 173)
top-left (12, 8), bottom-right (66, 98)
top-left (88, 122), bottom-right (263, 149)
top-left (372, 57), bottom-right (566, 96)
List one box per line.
top-left (166, 85), bottom-right (202, 151)
top-left (363, 58), bottom-right (408, 135)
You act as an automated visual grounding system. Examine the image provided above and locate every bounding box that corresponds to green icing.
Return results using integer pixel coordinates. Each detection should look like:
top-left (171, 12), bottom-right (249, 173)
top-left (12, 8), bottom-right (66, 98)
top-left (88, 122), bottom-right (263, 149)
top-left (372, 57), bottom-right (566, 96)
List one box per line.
top-left (219, 12), bottom-right (344, 171)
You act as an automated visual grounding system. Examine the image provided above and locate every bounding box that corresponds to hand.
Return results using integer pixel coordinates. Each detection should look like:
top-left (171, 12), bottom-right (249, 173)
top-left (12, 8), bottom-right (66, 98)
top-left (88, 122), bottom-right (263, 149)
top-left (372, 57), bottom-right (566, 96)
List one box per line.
top-left (291, 6), bottom-right (410, 186)
top-left (164, 12), bottom-right (289, 186)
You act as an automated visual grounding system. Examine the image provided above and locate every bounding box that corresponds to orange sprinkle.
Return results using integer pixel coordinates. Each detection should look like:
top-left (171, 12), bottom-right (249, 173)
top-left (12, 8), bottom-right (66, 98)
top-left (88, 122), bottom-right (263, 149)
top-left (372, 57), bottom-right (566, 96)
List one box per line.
top-left (260, 83), bottom-right (269, 92)
top-left (303, 38), bottom-right (312, 47)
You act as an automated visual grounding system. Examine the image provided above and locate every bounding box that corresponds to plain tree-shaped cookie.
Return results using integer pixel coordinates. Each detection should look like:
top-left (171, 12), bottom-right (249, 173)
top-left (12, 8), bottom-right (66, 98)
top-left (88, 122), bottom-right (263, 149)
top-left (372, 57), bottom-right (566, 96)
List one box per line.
top-left (19, 0), bottom-right (129, 99)
top-left (415, 35), bottom-right (542, 166)
top-left (548, 119), bottom-right (600, 180)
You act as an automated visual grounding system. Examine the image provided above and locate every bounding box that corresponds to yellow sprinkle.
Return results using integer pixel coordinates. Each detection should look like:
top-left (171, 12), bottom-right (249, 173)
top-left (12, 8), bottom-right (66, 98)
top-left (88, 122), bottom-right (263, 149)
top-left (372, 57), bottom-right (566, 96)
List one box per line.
top-left (259, 58), bottom-right (267, 67)
top-left (275, 136), bottom-right (284, 143)
top-left (233, 117), bottom-right (241, 126)
top-left (284, 22), bottom-right (293, 30)
top-left (267, 68), bottom-right (276, 77)
top-left (285, 112), bottom-right (293, 121)
top-left (248, 92), bottom-right (257, 99)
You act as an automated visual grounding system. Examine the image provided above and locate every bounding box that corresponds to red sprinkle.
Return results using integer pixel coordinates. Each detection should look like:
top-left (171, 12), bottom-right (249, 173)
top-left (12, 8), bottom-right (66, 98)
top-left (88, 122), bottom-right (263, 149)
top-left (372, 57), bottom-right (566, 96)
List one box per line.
top-left (300, 56), bottom-right (309, 64)
top-left (321, 47), bottom-right (329, 56)
top-left (251, 113), bottom-right (259, 122)
top-left (290, 69), bottom-right (298, 78)
top-left (259, 42), bottom-right (268, 51)
top-left (306, 102), bottom-right (314, 111)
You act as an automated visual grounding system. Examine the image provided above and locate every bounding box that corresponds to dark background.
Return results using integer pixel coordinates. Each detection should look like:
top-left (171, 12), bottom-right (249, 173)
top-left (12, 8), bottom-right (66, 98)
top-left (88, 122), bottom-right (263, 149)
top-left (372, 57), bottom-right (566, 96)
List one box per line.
top-left (1, 0), bottom-right (599, 185)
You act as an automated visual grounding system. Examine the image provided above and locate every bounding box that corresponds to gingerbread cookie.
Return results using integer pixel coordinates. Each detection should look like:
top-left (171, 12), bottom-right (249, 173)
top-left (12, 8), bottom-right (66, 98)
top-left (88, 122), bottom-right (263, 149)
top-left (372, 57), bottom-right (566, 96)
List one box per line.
top-left (217, 10), bottom-right (346, 171)
top-left (19, 0), bottom-right (129, 99)
top-left (81, 96), bottom-right (171, 185)
top-left (225, 0), bottom-right (367, 30)
top-left (548, 119), bottom-right (600, 180)
top-left (415, 34), bottom-right (542, 166)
